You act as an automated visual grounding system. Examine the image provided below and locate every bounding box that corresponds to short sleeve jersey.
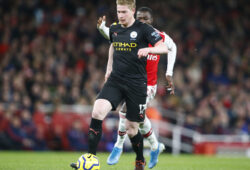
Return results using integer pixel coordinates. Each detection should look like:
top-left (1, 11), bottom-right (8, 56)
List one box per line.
top-left (109, 20), bottom-right (162, 86)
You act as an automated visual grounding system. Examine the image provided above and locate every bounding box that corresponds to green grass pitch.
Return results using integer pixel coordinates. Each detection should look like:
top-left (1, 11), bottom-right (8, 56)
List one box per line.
top-left (0, 151), bottom-right (250, 170)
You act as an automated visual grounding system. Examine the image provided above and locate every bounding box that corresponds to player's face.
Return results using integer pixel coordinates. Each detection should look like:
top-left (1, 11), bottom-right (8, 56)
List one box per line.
top-left (136, 11), bottom-right (153, 25)
top-left (117, 5), bottom-right (135, 27)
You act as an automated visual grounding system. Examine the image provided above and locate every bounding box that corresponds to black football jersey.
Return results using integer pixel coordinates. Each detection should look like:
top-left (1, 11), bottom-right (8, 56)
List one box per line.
top-left (109, 20), bottom-right (162, 86)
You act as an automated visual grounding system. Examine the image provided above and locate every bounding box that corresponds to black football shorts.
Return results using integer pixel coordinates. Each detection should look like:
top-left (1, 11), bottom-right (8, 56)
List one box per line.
top-left (97, 77), bottom-right (147, 122)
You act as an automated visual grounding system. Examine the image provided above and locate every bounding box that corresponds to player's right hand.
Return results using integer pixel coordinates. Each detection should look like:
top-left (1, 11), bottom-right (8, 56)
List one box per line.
top-left (138, 47), bottom-right (151, 58)
top-left (97, 16), bottom-right (106, 29)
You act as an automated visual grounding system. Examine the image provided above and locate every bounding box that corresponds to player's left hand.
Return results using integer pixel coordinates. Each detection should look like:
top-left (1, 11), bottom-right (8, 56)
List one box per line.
top-left (138, 48), bottom-right (150, 58)
top-left (97, 16), bottom-right (106, 29)
top-left (166, 75), bottom-right (175, 95)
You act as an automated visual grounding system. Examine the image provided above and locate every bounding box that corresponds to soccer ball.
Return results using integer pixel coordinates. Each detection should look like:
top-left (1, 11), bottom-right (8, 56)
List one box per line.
top-left (76, 153), bottom-right (100, 170)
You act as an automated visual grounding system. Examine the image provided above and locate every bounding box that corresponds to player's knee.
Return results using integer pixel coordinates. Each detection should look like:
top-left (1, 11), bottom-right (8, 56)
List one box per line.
top-left (92, 111), bottom-right (103, 120)
top-left (92, 99), bottom-right (111, 120)
top-left (126, 129), bottom-right (137, 137)
top-left (139, 122), bottom-right (144, 129)
top-left (126, 125), bottom-right (138, 137)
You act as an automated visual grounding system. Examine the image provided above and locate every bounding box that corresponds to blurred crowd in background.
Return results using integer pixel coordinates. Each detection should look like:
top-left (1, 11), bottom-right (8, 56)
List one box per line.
top-left (0, 0), bottom-right (249, 151)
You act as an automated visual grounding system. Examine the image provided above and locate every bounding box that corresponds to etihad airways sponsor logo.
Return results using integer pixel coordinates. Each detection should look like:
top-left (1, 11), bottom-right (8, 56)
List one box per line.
top-left (113, 42), bottom-right (137, 48)
top-left (113, 42), bottom-right (138, 52)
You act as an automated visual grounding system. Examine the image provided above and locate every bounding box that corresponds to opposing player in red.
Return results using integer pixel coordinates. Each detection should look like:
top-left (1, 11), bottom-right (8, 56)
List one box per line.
top-left (97, 7), bottom-right (176, 169)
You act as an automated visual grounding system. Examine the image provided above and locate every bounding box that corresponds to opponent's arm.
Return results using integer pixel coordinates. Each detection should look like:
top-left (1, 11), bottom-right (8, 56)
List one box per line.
top-left (105, 44), bottom-right (114, 82)
top-left (97, 16), bottom-right (110, 40)
top-left (165, 34), bottom-right (177, 77)
top-left (164, 33), bottom-right (177, 95)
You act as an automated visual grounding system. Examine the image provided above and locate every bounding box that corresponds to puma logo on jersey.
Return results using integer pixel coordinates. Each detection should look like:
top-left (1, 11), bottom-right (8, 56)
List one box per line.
top-left (147, 54), bottom-right (158, 61)
top-left (139, 114), bottom-right (144, 120)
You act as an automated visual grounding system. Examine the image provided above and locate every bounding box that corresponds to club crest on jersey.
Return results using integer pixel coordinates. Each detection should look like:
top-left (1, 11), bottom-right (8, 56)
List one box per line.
top-left (130, 31), bottom-right (137, 39)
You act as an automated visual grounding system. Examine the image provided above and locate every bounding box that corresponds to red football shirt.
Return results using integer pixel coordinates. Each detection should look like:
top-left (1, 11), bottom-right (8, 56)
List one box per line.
top-left (146, 31), bottom-right (166, 86)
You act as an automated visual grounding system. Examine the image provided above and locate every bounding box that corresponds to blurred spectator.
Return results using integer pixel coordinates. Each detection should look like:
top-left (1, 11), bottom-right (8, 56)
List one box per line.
top-left (67, 120), bottom-right (87, 151)
top-left (20, 110), bottom-right (47, 150)
top-left (5, 115), bottom-right (34, 150)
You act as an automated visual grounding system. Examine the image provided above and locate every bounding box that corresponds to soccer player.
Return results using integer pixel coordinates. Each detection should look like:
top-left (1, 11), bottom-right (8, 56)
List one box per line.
top-left (97, 7), bottom-right (176, 169)
top-left (71, 0), bottom-right (168, 170)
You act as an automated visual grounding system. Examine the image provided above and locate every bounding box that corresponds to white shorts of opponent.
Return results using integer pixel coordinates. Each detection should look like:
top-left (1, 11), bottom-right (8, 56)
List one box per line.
top-left (146, 84), bottom-right (157, 105)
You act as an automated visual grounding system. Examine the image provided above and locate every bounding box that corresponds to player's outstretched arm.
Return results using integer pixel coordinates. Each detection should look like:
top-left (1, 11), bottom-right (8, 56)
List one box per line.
top-left (137, 40), bottom-right (168, 58)
top-left (97, 16), bottom-right (110, 40)
top-left (105, 44), bottom-right (114, 82)
top-left (164, 33), bottom-right (177, 95)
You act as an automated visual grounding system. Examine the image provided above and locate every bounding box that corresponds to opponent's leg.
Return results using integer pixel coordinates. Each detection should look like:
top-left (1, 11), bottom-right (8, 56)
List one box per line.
top-left (140, 116), bottom-right (158, 150)
top-left (140, 116), bottom-right (165, 169)
top-left (142, 85), bottom-right (165, 168)
top-left (107, 103), bottom-right (127, 165)
top-left (114, 103), bottom-right (127, 148)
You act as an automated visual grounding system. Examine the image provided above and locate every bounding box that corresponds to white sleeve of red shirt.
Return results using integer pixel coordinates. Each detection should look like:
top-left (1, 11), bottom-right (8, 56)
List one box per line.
top-left (161, 32), bottom-right (177, 76)
top-left (98, 21), bottom-right (110, 40)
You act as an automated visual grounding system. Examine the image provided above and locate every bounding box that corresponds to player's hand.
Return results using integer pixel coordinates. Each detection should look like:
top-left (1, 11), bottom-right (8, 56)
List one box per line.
top-left (166, 75), bottom-right (175, 95)
top-left (138, 48), bottom-right (151, 58)
top-left (104, 72), bottom-right (111, 82)
top-left (97, 16), bottom-right (106, 29)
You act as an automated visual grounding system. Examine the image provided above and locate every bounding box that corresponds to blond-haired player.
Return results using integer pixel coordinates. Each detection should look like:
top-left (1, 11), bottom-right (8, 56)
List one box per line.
top-left (71, 0), bottom-right (169, 170)
top-left (97, 6), bottom-right (176, 169)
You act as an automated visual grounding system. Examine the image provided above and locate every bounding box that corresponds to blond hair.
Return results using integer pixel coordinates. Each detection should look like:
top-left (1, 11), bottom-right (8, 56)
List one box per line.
top-left (116, 0), bottom-right (136, 10)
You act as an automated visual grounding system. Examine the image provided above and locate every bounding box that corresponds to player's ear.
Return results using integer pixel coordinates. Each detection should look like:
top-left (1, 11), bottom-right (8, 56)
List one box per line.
top-left (132, 8), bottom-right (136, 15)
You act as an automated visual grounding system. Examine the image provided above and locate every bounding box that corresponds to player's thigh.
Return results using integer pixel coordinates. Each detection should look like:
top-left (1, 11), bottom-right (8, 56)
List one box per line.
top-left (97, 79), bottom-right (123, 111)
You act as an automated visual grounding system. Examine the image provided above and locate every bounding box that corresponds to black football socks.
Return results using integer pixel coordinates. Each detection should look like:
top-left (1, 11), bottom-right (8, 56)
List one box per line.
top-left (88, 118), bottom-right (103, 155)
top-left (130, 131), bottom-right (144, 162)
